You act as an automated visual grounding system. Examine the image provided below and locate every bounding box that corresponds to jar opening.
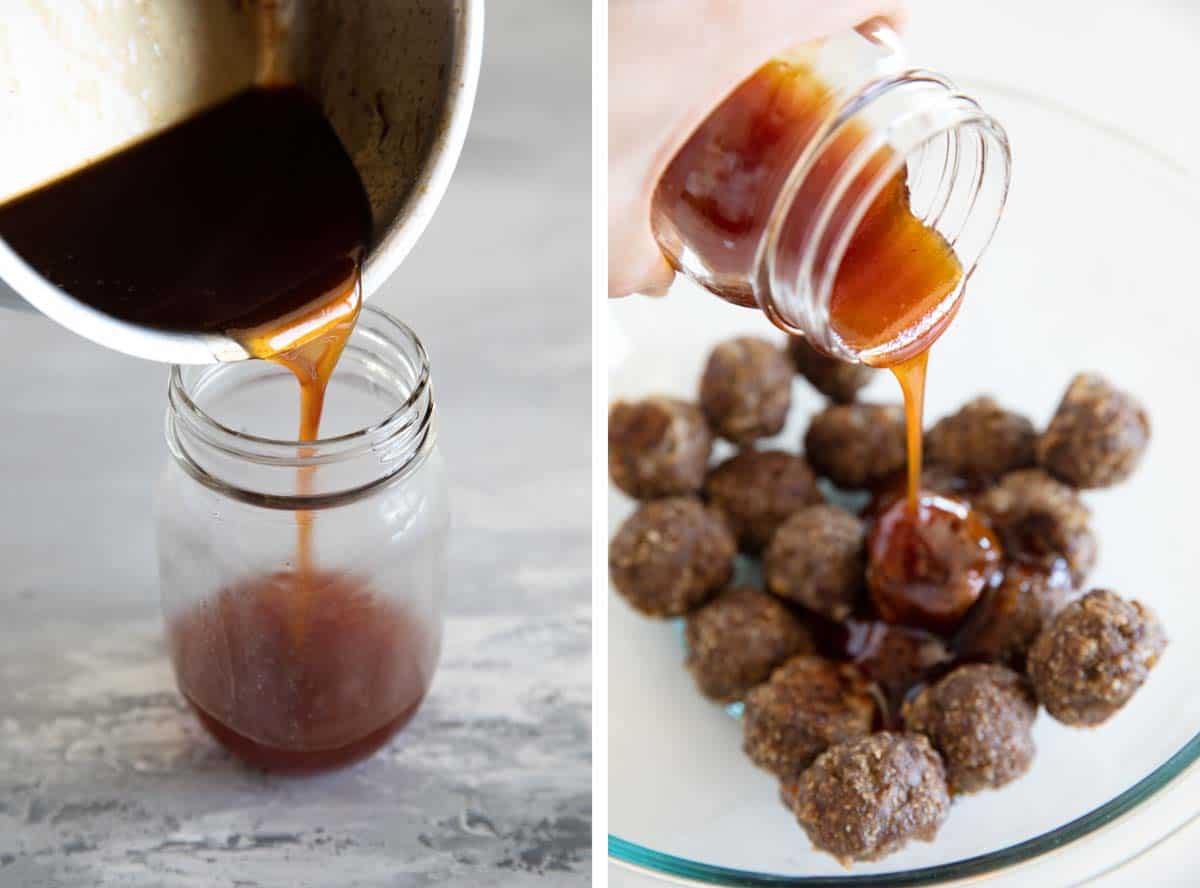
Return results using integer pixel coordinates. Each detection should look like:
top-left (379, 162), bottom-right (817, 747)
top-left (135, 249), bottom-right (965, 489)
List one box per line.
top-left (760, 71), bottom-right (1011, 364)
top-left (165, 305), bottom-right (436, 507)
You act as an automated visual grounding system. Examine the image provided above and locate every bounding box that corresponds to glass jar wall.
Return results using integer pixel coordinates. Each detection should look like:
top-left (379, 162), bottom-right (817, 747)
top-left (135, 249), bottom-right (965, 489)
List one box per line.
top-left (156, 306), bottom-right (449, 773)
top-left (651, 19), bottom-right (1010, 366)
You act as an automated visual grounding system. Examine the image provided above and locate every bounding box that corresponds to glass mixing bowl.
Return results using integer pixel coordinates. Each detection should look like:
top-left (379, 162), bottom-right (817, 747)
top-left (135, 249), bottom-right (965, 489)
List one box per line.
top-left (607, 85), bottom-right (1200, 885)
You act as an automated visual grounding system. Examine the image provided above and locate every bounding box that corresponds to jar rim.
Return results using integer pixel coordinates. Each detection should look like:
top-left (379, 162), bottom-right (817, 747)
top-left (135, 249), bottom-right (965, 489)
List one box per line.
top-left (164, 305), bottom-right (437, 508)
top-left (168, 304), bottom-right (430, 453)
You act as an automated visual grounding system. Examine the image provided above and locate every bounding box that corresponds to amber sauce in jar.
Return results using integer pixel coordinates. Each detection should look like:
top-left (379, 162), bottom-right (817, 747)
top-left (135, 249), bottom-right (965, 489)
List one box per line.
top-left (658, 59), bottom-right (998, 637)
top-left (0, 88), bottom-right (424, 771)
top-left (655, 58), bottom-right (964, 357)
top-left (657, 59), bottom-right (962, 494)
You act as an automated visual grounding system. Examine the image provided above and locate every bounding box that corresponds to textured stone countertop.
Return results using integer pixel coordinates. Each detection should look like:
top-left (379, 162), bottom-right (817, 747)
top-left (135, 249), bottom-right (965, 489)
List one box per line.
top-left (0, 3), bottom-right (591, 886)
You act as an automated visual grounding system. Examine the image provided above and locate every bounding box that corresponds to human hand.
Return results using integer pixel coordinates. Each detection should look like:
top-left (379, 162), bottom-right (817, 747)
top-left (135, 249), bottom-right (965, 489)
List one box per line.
top-left (609, 1), bottom-right (904, 298)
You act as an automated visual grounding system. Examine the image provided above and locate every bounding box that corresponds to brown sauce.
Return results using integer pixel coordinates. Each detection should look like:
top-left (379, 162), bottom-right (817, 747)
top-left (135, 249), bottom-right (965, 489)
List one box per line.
top-left (867, 494), bottom-right (1003, 634)
top-left (0, 87), bottom-right (424, 771)
top-left (891, 352), bottom-right (929, 510)
top-left (170, 571), bottom-right (431, 774)
top-left (0, 87), bottom-right (371, 338)
top-left (655, 58), bottom-right (963, 350)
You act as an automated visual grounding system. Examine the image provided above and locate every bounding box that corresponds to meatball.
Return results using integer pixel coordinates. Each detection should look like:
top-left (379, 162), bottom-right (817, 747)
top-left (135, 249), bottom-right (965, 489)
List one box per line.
top-left (975, 470), bottom-right (1097, 586)
top-left (1028, 589), bottom-right (1167, 727)
top-left (1037, 373), bottom-right (1151, 489)
top-left (698, 337), bottom-right (793, 444)
top-left (867, 494), bottom-right (1003, 634)
top-left (782, 732), bottom-right (949, 864)
top-left (609, 498), bottom-right (735, 617)
top-left (845, 621), bottom-right (954, 717)
top-left (608, 397), bottom-right (712, 499)
top-left (804, 403), bottom-right (906, 489)
top-left (704, 450), bottom-right (823, 554)
top-left (925, 396), bottom-right (1036, 483)
top-left (742, 656), bottom-right (878, 779)
top-left (786, 336), bottom-right (876, 403)
top-left (763, 505), bottom-right (866, 621)
top-left (902, 664), bottom-right (1037, 795)
top-left (956, 561), bottom-right (1073, 667)
top-left (863, 463), bottom-right (975, 524)
top-left (684, 586), bottom-right (814, 703)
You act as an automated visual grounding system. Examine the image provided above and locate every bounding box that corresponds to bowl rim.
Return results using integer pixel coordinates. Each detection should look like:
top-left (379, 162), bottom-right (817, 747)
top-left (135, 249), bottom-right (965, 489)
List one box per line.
top-left (610, 733), bottom-right (1200, 886)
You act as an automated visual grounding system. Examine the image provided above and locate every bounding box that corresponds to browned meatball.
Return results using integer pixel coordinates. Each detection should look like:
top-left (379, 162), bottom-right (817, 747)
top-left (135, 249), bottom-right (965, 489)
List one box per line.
top-left (609, 498), bottom-right (735, 617)
top-left (608, 397), bottom-right (712, 499)
top-left (804, 403), bottom-right (906, 489)
top-left (742, 656), bottom-right (878, 779)
top-left (763, 506), bottom-right (865, 621)
top-left (1028, 590), bottom-right (1167, 727)
top-left (1037, 373), bottom-right (1151, 489)
top-left (957, 561), bottom-right (1073, 667)
top-left (925, 396), bottom-right (1036, 483)
top-left (845, 621), bottom-right (953, 717)
top-left (902, 664), bottom-right (1037, 795)
top-left (975, 470), bottom-right (1097, 586)
top-left (704, 450), bottom-right (823, 553)
top-left (699, 337), bottom-right (793, 444)
top-left (684, 586), bottom-right (814, 703)
top-left (786, 336), bottom-right (876, 403)
top-left (867, 494), bottom-right (1004, 634)
top-left (782, 732), bottom-right (949, 864)
top-left (864, 463), bottom-right (975, 524)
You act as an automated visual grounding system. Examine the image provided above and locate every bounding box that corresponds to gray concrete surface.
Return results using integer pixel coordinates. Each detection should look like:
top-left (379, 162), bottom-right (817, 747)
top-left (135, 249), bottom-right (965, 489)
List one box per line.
top-left (0, 2), bottom-right (591, 885)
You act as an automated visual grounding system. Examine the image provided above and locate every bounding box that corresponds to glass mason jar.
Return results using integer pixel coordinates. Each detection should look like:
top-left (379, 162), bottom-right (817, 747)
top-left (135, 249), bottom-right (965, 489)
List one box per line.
top-left (156, 306), bottom-right (449, 773)
top-left (651, 19), bottom-right (1011, 366)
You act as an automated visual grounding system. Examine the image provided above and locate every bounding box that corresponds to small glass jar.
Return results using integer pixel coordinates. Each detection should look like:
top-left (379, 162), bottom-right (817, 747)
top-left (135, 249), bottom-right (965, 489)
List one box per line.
top-left (651, 19), bottom-right (1011, 366)
top-left (155, 306), bottom-right (449, 773)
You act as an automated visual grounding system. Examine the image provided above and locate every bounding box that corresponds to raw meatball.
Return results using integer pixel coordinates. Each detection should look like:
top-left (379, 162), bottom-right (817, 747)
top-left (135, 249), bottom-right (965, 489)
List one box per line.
top-left (902, 664), bottom-right (1037, 795)
top-left (699, 337), bottom-right (793, 444)
top-left (804, 403), bottom-right (906, 489)
top-left (704, 450), bottom-right (823, 553)
top-left (1037, 373), bottom-right (1151, 489)
top-left (763, 505), bottom-right (866, 621)
top-left (975, 470), bottom-right (1097, 586)
top-left (1028, 589), bottom-right (1167, 727)
top-left (956, 561), bottom-right (1073, 667)
top-left (608, 397), bottom-right (712, 499)
top-left (781, 732), bottom-right (949, 864)
top-left (684, 586), bottom-right (814, 703)
top-left (609, 498), bottom-right (735, 617)
top-left (786, 336), bottom-right (876, 403)
top-left (925, 396), bottom-right (1036, 483)
top-left (742, 656), bottom-right (878, 778)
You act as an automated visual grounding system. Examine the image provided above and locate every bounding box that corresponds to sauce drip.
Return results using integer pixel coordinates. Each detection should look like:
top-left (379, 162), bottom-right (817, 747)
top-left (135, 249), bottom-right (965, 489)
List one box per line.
top-left (890, 351), bottom-right (929, 510)
top-left (0, 87), bottom-right (431, 771)
top-left (233, 263), bottom-right (364, 644)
